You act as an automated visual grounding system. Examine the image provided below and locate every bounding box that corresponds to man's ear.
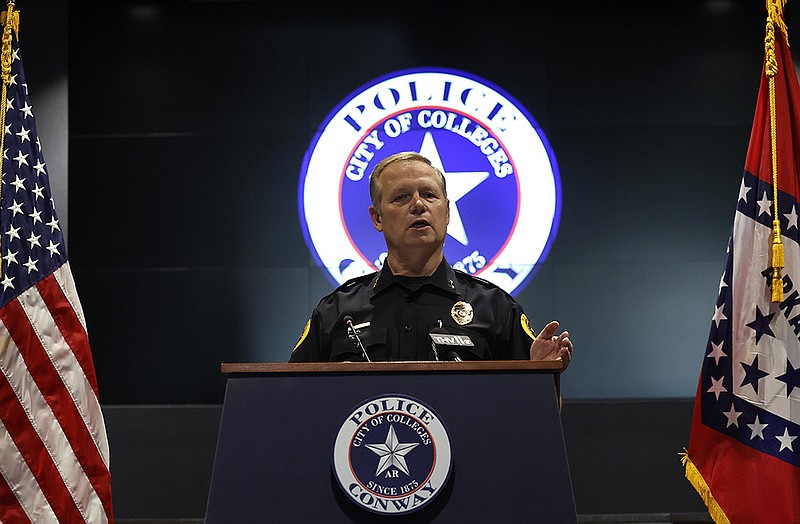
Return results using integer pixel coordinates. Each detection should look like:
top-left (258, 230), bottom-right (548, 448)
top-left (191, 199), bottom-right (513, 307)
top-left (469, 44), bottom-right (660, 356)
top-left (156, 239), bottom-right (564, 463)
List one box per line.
top-left (446, 199), bottom-right (450, 225)
top-left (369, 206), bottom-right (383, 232)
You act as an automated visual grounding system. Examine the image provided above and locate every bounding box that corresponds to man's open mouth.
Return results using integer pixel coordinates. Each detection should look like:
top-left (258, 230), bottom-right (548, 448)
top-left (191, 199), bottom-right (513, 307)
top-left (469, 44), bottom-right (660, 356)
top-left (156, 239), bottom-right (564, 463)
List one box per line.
top-left (411, 220), bottom-right (430, 229)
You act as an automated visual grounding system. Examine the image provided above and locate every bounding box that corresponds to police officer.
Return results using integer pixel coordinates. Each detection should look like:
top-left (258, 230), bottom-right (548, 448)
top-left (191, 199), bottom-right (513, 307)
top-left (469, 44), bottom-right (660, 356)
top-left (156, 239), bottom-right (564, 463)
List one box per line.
top-left (290, 151), bottom-right (573, 368)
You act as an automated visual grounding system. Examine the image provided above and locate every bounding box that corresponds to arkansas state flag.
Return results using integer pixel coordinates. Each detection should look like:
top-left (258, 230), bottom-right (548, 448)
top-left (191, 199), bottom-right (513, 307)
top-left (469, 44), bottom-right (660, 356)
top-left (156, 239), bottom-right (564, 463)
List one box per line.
top-left (683, 4), bottom-right (800, 523)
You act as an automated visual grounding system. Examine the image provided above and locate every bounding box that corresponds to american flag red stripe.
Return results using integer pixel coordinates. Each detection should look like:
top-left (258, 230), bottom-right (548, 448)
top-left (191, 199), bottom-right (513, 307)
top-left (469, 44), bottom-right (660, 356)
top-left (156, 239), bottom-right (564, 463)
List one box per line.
top-left (2, 278), bottom-right (112, 517)
top-left (0, 468), bottom-right (29, 523)
top-left (36, 273), bottom-right (99, 396)
top-left (0, 370), bottom-right (85, 521)
top-left (0, 415), bottom-right (60, 523)
top-left (0, 266), bottom-right (112, 522)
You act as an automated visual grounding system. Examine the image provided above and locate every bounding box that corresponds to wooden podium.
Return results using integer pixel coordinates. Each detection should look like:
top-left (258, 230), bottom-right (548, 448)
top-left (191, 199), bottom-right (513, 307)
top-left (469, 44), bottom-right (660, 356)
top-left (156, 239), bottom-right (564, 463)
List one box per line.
top-left (206, 361), bottom-right (577, 523)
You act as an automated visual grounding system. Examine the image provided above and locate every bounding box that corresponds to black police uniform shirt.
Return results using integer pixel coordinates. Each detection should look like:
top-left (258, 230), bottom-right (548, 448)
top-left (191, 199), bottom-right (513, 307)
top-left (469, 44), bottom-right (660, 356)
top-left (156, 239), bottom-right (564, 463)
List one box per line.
top-left (289, 259), bottom-right (538, 362)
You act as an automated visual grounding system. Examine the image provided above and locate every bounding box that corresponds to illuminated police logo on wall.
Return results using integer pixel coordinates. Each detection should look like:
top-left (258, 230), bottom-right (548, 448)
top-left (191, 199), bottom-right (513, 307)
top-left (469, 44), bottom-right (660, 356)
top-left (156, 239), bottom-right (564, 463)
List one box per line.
top-left (299, 68), bottom-right (561, 295)
top-left (332, 394), bottom-right (452, 515)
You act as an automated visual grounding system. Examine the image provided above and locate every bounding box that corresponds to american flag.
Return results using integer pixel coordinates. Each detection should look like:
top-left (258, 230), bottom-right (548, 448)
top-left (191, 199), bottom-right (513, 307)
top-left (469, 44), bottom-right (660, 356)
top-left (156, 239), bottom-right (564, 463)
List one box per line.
top-left (683, 4), bottom-right (800, 523)
top-left (0, 9), bottom-right (114, 524)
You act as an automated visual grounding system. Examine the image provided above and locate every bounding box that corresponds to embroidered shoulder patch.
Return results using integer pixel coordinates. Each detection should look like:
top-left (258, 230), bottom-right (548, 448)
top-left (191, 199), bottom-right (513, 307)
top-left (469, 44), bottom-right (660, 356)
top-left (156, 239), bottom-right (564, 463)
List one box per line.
top-left (521, 313), bottom-right (537, 341)
top-left (293, 319), bottom-right (311, 351)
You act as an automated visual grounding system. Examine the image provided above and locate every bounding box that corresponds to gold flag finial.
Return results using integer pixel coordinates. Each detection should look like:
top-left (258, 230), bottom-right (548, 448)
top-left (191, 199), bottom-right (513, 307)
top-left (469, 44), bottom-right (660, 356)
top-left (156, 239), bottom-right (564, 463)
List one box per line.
top-left (0, 1), bottom-right (17, 86)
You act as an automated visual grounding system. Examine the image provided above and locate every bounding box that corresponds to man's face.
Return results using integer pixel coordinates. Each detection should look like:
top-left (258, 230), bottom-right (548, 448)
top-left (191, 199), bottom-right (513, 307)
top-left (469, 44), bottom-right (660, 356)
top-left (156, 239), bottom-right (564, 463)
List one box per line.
top-left (369, 160), bottom-right (450, 256)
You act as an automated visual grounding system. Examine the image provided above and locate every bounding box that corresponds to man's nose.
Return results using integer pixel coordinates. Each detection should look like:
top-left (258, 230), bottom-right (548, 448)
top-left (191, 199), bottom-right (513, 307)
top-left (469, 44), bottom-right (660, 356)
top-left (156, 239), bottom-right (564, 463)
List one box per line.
top-left (410, 194), bottom-right (425, 214)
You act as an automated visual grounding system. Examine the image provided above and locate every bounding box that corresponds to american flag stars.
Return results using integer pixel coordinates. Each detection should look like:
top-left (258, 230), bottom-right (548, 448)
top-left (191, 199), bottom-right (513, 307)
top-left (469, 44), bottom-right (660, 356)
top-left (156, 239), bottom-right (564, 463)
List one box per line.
top-left (0, 55), bottom-right (66, 310)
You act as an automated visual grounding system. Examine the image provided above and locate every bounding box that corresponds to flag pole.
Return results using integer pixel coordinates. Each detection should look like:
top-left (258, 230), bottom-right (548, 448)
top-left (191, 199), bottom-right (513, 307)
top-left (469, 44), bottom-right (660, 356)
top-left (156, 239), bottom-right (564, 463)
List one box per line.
top-left (0, 0), bottom-right (18, 280)
top-left (767, 0), bottom-right (789, 302)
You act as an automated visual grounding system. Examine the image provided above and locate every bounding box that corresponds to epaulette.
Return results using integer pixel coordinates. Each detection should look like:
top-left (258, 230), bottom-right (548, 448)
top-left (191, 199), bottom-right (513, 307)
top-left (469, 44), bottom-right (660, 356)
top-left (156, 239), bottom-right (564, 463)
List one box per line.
top-left (453, 268), bottom-right (515, 299)
top-left (319, 271), bottom-right (377, 300)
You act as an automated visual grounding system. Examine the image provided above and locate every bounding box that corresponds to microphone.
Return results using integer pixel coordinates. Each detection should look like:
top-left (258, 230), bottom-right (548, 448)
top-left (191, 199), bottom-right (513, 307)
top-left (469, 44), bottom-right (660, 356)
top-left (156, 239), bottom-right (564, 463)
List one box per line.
top-left (429, 327), bottom-right (473, 362)
top-left (446, 351), bottom-right (463, 363)
top-left (344, 316), bottom-right (371, 362)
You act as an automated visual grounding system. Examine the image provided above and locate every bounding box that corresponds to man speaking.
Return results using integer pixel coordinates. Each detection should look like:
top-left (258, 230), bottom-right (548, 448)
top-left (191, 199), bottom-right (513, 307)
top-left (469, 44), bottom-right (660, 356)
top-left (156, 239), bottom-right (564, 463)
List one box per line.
top-left (290, 151), bottom-right (573, 369)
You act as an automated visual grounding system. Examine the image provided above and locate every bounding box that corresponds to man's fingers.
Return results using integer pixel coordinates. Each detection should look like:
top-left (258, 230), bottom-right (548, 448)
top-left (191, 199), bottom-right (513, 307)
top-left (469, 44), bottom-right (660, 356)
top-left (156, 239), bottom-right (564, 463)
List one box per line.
top-left (529, 322), bottom-right (573, 370)
top-left (530, 338), bottom-right (559, 360)
top-left (538, 320), bottom-right (560, 340)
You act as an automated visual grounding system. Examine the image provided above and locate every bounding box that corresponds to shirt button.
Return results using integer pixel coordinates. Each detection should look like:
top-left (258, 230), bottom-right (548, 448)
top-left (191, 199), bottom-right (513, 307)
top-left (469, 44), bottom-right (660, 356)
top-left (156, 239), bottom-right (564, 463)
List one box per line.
top-left (406, 296), bottom-right (413, 303)
top-left (404, 326), bottom-right (412, 333)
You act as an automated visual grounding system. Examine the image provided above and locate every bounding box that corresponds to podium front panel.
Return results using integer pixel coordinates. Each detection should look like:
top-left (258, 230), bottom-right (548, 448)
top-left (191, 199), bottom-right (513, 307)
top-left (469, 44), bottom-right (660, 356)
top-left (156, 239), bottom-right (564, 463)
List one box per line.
top-left (206, 365), bottom-right (576, 523)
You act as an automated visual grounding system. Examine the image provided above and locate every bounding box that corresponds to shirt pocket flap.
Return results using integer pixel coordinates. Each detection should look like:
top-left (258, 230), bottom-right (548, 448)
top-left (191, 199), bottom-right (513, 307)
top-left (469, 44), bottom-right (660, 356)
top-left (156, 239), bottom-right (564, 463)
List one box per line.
top-left (330, 326), bottom-right (388, 360)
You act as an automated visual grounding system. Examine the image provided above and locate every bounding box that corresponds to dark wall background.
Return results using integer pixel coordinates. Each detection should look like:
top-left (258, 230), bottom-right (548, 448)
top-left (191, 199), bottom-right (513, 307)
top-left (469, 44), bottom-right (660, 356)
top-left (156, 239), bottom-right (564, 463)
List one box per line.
top-left (16, 1), bottom-right (68, 234)
top-left (64, 0), bottom-right (793, 404)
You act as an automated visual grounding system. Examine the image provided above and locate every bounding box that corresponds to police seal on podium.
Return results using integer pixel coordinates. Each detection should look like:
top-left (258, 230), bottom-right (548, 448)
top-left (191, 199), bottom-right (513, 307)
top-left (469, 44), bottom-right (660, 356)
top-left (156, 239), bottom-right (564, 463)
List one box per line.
top-left (332, 394), bottom-right (452, 515)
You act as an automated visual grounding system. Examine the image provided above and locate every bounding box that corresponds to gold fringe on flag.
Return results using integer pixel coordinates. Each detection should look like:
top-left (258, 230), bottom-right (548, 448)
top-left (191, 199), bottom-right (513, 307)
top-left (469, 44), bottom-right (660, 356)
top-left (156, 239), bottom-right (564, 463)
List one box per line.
top-left (679, 451), bottom-right (732, 524)
top-left (0, 0), bottom-right (17, 279)
top-left (766, 0), bottom-right (788, 302)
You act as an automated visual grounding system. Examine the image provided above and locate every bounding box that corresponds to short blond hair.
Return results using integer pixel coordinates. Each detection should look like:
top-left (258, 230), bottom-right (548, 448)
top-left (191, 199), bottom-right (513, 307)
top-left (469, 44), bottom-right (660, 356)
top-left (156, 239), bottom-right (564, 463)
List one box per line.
top-left (369, 152), bottom-right (447, 210)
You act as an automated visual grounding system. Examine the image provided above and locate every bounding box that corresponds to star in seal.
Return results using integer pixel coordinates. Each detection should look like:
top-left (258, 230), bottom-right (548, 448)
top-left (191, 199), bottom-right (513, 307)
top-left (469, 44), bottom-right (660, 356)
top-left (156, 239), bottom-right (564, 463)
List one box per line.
top-left (365, 424), bottom-right (419, 476)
